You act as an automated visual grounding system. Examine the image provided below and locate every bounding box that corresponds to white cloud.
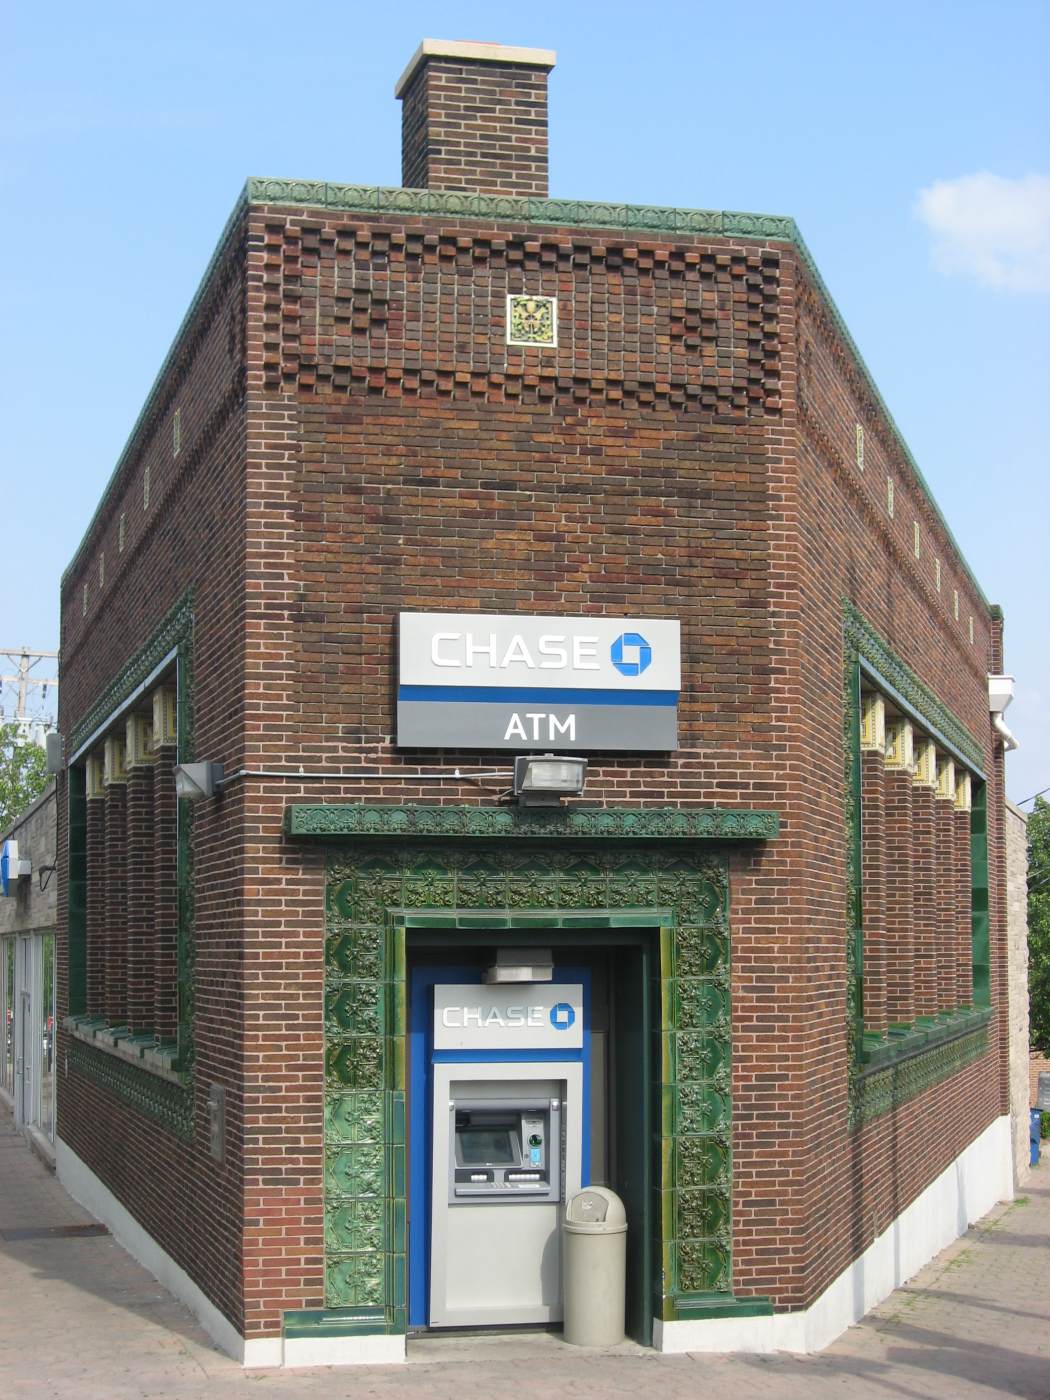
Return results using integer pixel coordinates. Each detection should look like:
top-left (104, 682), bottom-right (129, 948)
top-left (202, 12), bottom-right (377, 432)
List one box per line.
top-left (915, 172), bottom-right (1050, 292)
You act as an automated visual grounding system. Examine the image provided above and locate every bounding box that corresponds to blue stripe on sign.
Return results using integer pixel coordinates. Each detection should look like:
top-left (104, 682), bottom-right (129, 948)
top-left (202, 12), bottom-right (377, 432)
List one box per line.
top-left (431, 1048), bottom-right (584, 1064)
top-left (398, 685), bottom-right (678, 706)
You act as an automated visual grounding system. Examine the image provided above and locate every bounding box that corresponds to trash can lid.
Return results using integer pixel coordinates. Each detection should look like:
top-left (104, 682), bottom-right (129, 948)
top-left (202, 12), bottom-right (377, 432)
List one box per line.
top-left (564, 1186), bottom-right (627, 1232)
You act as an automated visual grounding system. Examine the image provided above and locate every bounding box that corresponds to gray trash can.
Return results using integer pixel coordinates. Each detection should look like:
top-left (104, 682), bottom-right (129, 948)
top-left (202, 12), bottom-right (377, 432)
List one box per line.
top-left (563, 1187), bottom-right (627, 1346)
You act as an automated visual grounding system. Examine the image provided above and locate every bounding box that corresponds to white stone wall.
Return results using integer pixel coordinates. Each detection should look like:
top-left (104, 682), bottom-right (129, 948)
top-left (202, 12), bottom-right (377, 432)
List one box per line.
top-left (1006, 800), bottom-right (1031, 1186)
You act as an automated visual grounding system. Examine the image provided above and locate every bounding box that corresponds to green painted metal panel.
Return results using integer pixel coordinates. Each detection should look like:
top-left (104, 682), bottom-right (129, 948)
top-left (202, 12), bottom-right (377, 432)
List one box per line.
top-left (67, 766), bottom-right (87, 1015)
top-left (971, 782), bottom-right (990, 1007)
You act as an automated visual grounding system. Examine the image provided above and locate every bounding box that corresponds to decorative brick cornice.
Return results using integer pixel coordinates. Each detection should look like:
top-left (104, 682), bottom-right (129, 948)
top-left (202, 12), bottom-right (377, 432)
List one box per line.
top-left (287, 803), bottom-right (780, 841)
top-left (61, 173), bottom-right (991, 612)
top-left (243, 179), bottom-right (988, 609)
top-left (247, 179), bottom-right (798, 241)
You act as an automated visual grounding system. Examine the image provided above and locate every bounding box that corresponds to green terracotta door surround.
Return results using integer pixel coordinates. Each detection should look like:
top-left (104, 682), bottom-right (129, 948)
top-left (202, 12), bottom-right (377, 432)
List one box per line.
top-left (284, 806), bottom-right (779, 1347)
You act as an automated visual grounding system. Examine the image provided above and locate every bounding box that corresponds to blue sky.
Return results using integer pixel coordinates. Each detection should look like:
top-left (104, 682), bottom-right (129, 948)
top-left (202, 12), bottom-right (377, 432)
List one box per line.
top-left (3, 1), bottom-right (1047, 805)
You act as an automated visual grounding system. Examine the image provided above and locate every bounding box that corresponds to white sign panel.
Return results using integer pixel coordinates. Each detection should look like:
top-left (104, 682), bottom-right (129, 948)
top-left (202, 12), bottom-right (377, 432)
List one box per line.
top-left (433, 983), bottom-right (584, 1051)
top-left (398, 612), bottom-right (680, 751)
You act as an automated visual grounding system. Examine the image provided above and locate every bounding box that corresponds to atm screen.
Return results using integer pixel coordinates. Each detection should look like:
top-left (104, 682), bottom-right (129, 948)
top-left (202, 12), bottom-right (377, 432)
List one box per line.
top-left (458, 1128), bottom-right (516, 1165)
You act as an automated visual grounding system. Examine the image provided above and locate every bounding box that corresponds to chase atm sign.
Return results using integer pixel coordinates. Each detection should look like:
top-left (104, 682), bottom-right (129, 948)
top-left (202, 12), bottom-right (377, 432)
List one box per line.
top-left (397, 612), bottom-right (680, 751)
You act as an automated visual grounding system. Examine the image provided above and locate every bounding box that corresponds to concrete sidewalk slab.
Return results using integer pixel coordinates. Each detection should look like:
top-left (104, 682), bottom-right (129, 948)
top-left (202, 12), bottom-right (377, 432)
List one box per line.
top-left (2, 1111), bottom-right (1048, 1398)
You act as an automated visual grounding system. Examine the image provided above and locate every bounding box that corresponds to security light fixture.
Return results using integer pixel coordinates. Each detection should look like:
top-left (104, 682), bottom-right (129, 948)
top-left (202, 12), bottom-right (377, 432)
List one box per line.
top-left (512, 754), bottom-right (587, 806)
top-left (173, 762), bottom-right (225, 801)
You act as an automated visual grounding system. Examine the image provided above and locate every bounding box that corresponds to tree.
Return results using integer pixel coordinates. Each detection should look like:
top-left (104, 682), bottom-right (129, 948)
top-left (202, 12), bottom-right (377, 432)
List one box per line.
top-left (0, 722), bottom-right (49, 833)
top-left (1029, 796), bottom-right (1050, 1055)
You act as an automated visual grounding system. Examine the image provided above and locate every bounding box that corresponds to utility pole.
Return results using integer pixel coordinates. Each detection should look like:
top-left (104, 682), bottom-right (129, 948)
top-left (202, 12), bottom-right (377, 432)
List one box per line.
top-left (0, 647), bottom-right (58, 737)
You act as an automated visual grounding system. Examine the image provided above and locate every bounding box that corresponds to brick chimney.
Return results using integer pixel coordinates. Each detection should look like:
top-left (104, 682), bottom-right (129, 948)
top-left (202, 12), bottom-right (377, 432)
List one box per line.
top-left (395, 39), bottom-right (556, 198)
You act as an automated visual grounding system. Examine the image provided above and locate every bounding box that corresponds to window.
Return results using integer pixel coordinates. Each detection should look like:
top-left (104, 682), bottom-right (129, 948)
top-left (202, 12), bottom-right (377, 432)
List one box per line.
top-left (845, 604), bottom-right (990, 1107)
top-left (66, 597), bottom-right (194, 1097)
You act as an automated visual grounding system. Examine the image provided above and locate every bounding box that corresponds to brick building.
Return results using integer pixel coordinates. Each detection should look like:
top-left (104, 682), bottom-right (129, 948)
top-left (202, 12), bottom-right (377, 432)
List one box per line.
top-left (54, 40), bottom-right (1015, 1365)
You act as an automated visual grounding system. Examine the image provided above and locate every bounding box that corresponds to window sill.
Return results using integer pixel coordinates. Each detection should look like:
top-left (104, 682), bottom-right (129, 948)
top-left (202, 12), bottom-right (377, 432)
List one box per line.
top-left (859, 1006), bottom-right (992, 1073)
top-left (63, 1016), bottom-right (186, 1085)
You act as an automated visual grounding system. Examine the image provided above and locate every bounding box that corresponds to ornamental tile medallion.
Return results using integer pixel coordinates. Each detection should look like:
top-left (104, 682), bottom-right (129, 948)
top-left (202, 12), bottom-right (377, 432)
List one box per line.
top-left (507, 294), bottom-right (557, 347)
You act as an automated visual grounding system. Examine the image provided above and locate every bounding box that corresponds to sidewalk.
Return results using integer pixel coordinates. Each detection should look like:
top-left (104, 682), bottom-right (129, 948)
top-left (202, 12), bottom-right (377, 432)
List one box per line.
top-left (2, 1110), bottom-right (1048, 1399)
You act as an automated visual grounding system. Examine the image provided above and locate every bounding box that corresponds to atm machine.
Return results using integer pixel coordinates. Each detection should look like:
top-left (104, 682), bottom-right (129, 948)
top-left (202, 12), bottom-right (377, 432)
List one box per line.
top-left (420, 979), bottom-right (587, 1328)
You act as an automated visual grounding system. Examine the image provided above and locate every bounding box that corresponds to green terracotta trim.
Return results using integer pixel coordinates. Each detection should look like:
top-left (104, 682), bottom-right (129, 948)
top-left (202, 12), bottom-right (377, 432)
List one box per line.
top-left (856, 1026), bottom-right (989, 1126)
top-left (323, 840), bottom-right (735, 1328)
top-left (66, 1035), bottom-right (192, 1138)
top-left (844, 645), bottom-right (864, 1109)
top-left (860, 1006), bottom-right (992, 1069)
top-left (282, 1307), bottom-right (391, 1338)
top-left (844, 602), bottom-right (983, 772)
top-left (69, 594), bottom-right (194, 756)
top-left (289, 804), bottom-right (779, 842)
top-left (672, 1293), bottom-right (774, 1320)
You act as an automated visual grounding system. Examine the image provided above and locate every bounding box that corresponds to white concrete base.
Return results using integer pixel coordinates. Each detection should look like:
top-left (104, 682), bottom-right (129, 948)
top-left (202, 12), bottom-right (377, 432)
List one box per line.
top-left (655, 1113), bottom-right (1013, 1354)
top-left (56, 1113), bottom-right (1013, 1365)
top-left (283, 1334), bottom-right (407, 1367)
top-left (56, 1135), bottom-right (252, 1362)
top-left (55, 1136), bottom-right (408, 1367)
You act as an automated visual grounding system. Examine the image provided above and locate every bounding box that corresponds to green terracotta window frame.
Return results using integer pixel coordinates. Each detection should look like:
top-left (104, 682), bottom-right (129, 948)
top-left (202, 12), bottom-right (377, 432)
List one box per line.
top-left (843, 603), bottom-right (991, 1126)
top-left (63, 596), bottom-right (195, 1136)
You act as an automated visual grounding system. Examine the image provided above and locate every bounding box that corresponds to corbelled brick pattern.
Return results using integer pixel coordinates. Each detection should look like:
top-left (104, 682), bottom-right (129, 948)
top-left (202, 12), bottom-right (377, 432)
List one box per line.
top-left (400, 56), bottom-right (551, 196)
top-left (258, 218), bottom-right (781, 416)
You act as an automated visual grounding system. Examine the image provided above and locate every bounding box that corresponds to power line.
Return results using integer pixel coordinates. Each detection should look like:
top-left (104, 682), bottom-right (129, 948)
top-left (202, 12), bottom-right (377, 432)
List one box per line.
top-left (1016, 786), bottom-right (1050, 807)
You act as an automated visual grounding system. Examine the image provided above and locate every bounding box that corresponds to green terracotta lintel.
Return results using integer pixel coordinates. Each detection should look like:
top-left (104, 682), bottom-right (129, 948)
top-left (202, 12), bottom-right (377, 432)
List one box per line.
top-left (286, 803), bottom-right (780, 842)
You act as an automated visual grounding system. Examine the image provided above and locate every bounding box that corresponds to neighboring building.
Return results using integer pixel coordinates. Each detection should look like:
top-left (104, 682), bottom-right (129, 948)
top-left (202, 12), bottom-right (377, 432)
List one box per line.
top-left (1, 779), bottom-right (58, 1161)
top-left (54, 40), bottom-right (1016, 1366)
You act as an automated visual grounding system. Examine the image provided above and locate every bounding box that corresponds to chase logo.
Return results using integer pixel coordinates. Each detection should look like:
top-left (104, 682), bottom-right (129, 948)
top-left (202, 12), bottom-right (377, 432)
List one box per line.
top-left (610, 632), bottom-right (652, 677)
top-left (549, 1002), bottom-right (576, 1031)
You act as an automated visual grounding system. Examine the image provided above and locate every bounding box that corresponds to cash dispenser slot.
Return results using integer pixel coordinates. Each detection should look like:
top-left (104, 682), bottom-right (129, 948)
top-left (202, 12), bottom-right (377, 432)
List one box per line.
top-left (448, 1099), bottom-right (562, 1204)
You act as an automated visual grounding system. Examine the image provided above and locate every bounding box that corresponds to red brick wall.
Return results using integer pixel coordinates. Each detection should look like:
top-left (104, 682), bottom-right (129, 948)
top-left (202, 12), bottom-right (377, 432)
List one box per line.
top-left (56, 217), bottom-right (250, 1335)
top-left (778, 256), bottom-right (1004, 1306)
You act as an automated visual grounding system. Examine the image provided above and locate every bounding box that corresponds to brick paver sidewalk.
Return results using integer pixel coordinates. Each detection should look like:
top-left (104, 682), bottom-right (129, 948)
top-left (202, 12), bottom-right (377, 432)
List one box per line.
top-left (2, 1110), bottom-right (1047, 1398)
